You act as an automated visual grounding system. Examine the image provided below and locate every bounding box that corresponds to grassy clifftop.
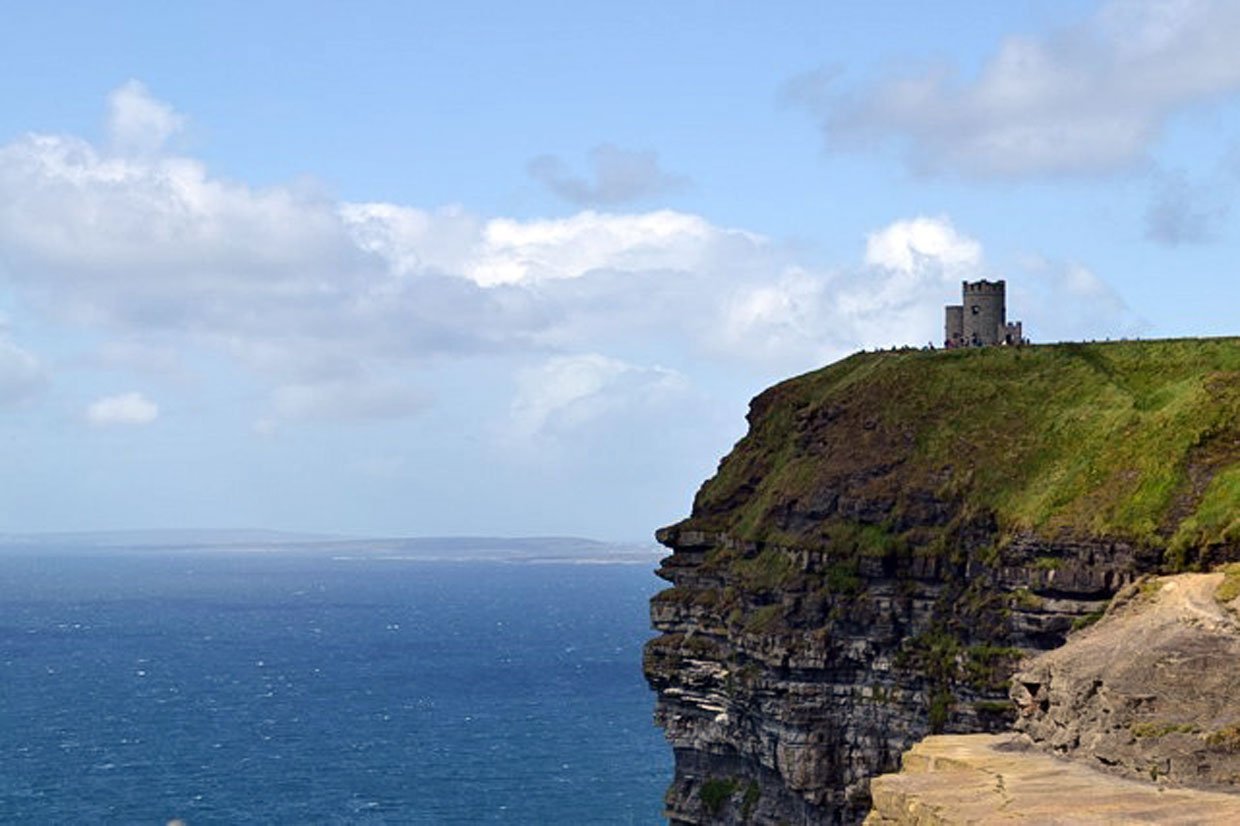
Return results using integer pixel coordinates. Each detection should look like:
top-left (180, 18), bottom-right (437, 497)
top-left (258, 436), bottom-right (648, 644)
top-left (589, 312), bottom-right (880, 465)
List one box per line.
top-left (688, 338), bottom-right (1239, 560)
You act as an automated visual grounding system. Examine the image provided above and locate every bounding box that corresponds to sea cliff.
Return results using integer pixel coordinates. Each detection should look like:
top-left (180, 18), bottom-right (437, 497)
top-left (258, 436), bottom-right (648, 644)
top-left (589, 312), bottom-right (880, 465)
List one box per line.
top-left (644, 338), bottom-right (1239, 824)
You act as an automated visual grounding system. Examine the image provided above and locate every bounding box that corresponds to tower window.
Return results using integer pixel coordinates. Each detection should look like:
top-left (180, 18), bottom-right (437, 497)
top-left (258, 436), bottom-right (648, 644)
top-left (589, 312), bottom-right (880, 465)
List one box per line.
top-left (970, 305), bottom-right (980, 314)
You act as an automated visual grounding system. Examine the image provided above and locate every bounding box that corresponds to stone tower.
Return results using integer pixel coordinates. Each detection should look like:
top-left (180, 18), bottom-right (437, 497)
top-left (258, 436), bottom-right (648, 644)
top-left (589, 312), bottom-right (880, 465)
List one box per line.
top-left (963, 279), bottom-right (1005, 346)
top-left (945, 279), bottom-right (1023, 347)
top-left (944, 305), bottom-right (964, 348)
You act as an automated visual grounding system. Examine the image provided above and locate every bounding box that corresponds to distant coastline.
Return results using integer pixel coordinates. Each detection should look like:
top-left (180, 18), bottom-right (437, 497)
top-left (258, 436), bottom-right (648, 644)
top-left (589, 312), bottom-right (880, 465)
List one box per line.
top-left (0, 530), bottom-right (663, 564)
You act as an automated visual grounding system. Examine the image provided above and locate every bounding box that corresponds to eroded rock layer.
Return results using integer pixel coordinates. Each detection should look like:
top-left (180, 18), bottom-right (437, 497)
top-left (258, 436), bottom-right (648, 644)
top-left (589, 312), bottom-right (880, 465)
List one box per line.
top-left (644, 340), bottom-right (1239, 824)
top-left (1012, 570), bottom-right (1240, 789)
top-left (865, 734), bottom-right (1240, 825)
top-left (646, 528), bottom-right (1155, 823)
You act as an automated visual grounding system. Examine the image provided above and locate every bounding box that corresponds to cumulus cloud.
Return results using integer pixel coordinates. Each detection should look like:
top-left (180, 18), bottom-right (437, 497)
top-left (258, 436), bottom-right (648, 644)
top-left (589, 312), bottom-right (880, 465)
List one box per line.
top-left (713, 269), bottom-right (837, 365)
top-left (0, 84), bottom-right (918, 399)
top-left (0, 92), bottom-right (775, 418)
top-left (1011, 256), bottom-right (1142, 341)
top-left (107, 80), bottom-right (186, 156)
top-left (708, 216), bottom-right (1138, 357)
top-left (795, 0), bottom-right (1240, 178)
top-left (0, 84), bottom-right (1141, 435)
top-left (464, 210), bottom-right (758, 287)
top-left (86, 391), bottom-right (159, 426)
top-left (709, 217), bottom-right (989, 363)
top-left (506, 353), bottom-right (688, 445)
top-left (0, 134), bottom-right (366, 332)
top-left (527, 144), bottom-right (688, 206)
top-left (341, 205), bottom-right (762, 288)
top-left (864, 216), bottom-right (983, 275)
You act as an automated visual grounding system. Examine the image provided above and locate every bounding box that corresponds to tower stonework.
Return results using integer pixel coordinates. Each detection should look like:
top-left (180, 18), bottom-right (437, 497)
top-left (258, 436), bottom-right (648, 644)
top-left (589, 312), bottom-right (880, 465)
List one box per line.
top-left (944, 305), bottom-right (963, 348)
top-left (963, 279), bottom-right (1005, 346)
top-left (944, 279), bottom-right (1024, 347)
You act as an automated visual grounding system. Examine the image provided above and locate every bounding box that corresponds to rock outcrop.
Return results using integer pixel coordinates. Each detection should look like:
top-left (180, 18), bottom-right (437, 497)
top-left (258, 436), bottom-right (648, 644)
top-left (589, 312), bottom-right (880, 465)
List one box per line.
top-left (865, 734), bottom-right (1240, 825)
top-left (1012, 569), bottom-right (1240, 789)
top-left (645, 339), bottom-right (1239, 824)
top-left (865, 569), bottom-right (1240, 823)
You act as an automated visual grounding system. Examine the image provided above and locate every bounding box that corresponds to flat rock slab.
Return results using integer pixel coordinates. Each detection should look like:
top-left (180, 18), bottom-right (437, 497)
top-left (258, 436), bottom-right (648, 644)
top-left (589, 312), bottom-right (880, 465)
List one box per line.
top-left (1011, 571), bottom-right (1240, 789)
top-left (866, 734), bottom-right (1240, 825)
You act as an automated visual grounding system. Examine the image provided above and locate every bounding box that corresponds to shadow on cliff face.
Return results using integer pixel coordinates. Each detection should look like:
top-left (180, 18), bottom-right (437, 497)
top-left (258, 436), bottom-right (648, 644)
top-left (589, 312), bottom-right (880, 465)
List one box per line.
top-left (644, 340), bottom-right (1239, 824)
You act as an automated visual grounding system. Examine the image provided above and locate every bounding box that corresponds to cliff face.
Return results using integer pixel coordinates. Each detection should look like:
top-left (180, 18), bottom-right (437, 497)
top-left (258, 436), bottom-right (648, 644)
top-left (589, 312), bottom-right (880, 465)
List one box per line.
top-left (864, 734), bottom-right (1240, 825)
top-left (644, 339), bottom-right (1239, 824)
top-left (1012, 569), bottom-right (1240, 789)
top-left (865, 569), bottom-right (1240, 823)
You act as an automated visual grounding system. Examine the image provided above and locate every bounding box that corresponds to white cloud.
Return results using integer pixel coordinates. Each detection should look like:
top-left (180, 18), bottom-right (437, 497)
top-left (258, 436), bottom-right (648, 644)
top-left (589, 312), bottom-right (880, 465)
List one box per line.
top-left (800, 0), bottom-right (1240, 177)
top-left (339, 204), bottom-right (763, 288)
top-left (713, 268), bottom-right (841, 365)
top-left (466, 210), bottom-right (757, 288)
top-left (864, 216), bottom-right (983, 275)
top-left (0, 134), bottom-right (365, 326)
top-left (1010, 257), bottom-right (1142, 341)
top-left (107, 80), bottom-right (186, 156)
top-left (338, 202), bottom-right (481, 278)
top-left (527, 144), bottom-right (689, 206)
top-left (507, 353), bottom-right (687, 443)
top-left (86, 391), bottom-right (159, 426)
top-left (0, 83), bottom-right (1143, 436)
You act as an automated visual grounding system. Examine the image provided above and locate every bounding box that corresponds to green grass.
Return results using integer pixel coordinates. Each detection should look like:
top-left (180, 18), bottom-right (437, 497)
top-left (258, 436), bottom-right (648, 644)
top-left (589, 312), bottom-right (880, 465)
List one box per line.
top-left (687, 339), bottom-right (1239, 556)
top-left (741, 780), bottom-right (761, 819)
top-left (1071, 610), bottom-right (1105, 631)
top-left (732, 547), bottom-right (799, 591)
top-left (1173, 466), bottom-right (1240, 558)
top-left (743, 603), bottom-right (784, 633)
top-left (1132, 721), bottom-right (1201, 738)
top-left (700, 778), bottom-right (738, 815)
top-left (1215, 562), bottom-right (1240, 605)
top-left (1205, 724), bottom-right (1240, 752)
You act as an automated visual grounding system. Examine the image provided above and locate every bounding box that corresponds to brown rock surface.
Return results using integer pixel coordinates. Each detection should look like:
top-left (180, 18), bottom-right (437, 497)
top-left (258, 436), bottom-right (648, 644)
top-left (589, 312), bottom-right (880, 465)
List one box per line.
top-left (645, 343), bottom-right (1239, 823)
top-left (865, 734), bottom-right (1240, 825)
top-left (1011, 571), bottom-right (1240, 789)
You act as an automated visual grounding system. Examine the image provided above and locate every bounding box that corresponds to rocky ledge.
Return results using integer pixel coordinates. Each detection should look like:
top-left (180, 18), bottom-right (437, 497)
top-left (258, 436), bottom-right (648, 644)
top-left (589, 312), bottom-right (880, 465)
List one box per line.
top-left (1012, 569), bottom-right (1240, 789)
top-left (645, 340), bottom-right (1238, 824)
top-left (865, 568), bottom-right (1240, 822)
top-left (865, 734), bottom-right (1240, 825)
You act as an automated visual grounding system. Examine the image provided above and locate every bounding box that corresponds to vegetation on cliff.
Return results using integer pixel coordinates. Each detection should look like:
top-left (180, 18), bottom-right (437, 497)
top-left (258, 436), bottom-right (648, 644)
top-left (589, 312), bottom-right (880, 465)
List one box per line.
top-left (687, 338), bottom-right (1239, 564)
top-left (648, 338), bottom-right (1239, 825)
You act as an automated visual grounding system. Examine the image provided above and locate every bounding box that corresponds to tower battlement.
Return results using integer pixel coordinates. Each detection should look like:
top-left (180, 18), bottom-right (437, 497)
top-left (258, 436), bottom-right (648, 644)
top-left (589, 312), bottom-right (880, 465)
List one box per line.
top-left (963, 279), bottom-right (1005, 295)
top-left (944, 280), bottom-right (1025, 348)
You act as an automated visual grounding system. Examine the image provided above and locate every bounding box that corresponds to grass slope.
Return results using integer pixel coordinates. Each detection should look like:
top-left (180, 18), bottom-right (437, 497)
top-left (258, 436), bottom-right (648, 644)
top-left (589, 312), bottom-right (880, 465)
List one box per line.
top-left (692, 338), bottom-right (1239, 556)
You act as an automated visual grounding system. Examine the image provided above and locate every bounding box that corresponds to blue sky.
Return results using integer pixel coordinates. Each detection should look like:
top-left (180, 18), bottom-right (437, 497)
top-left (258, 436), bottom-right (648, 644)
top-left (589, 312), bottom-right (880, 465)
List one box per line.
top-left (0, 1), bottom-right (1236, 539)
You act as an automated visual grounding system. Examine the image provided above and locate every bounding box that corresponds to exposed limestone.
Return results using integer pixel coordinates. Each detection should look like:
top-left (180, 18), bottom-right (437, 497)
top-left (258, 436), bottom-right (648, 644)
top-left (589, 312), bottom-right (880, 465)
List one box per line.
top-left (1011, 570), bottom-right (1240, 789)
top-left (865, 734), bottom-right (1240, 825)
top-left (646, 528), bottom-right (1149, 824)
top-left (645, 341), bottom-right (1239, 824)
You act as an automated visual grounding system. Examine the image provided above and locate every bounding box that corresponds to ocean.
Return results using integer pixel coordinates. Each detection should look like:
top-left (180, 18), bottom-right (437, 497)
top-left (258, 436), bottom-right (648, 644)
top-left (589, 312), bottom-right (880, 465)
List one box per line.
top-left (0, 547), bottom-right (671, 823)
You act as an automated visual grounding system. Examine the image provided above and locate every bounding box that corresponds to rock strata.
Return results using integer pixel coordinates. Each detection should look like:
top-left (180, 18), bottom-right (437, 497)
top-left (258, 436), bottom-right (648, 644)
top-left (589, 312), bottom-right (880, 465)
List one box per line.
top-left (646, 528), bottom-right (1149, 824)
top-left (645, 342), bottom-right (1239, 824)
top-left (1011, 570), bottom-right (1240, 789)
top-left (865, 733), bottom-right (1240, 825)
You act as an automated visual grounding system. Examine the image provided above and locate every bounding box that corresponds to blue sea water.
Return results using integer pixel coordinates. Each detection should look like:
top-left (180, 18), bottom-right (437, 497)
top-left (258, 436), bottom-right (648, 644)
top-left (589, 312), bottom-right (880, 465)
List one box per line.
top-left (0, 551), bottom-right (672, 823)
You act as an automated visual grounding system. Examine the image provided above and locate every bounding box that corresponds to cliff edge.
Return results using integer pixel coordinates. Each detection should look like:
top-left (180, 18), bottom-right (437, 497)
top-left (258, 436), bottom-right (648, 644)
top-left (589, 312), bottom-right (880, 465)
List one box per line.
top-left (865, 567), bottom-right (1240, 823)
top-left (864, 733), bottom-right (1240, 825)
top-left (1012, 568), bottom-right (1240, 788)
top-left (644, 338), bottom-right (1239, 824)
